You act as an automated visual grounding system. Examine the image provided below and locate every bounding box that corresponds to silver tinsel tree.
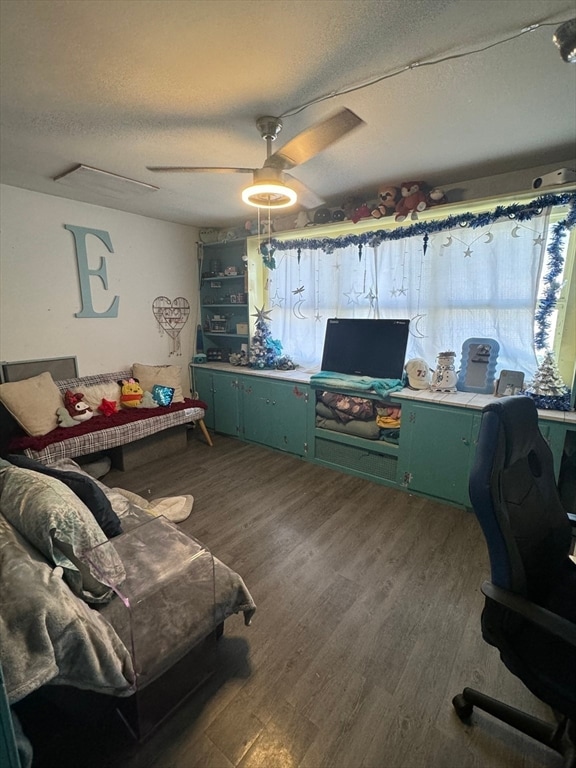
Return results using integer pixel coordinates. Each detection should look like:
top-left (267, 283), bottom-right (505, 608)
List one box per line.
top-left (525, 350), bottom-right (571, 411)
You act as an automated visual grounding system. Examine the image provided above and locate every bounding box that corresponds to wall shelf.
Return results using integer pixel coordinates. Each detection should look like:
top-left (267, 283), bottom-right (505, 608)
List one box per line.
top-left (199, 239), bottom-right (249, 356)
top-left (204, 332), bottom-right (249, 338)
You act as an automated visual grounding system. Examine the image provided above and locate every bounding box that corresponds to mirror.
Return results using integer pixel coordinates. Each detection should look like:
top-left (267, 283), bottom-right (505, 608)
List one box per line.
top-left (457, 338), bottom-right (500, 394)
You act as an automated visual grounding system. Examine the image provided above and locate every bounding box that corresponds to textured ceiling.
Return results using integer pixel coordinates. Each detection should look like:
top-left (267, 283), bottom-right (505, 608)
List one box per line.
top-left (1, 0), bottom-right (575, 227)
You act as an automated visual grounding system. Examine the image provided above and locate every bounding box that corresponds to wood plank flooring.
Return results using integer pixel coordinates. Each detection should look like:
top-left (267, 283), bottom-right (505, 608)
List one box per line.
top-left (15, 429), bottom-right (564, 768)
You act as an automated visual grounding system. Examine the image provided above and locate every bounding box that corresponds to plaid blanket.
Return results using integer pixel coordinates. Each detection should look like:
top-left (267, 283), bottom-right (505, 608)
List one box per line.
top-left (8, 371), bottom-right (207, 464)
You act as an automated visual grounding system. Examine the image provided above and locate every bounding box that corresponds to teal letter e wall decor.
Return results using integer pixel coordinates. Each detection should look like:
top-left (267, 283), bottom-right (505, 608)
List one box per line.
top-left (65, 224), bottom-right (120, 318)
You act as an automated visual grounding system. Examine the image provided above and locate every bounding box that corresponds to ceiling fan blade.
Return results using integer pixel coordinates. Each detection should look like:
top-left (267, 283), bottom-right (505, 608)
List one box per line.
top-left (284, 173), bottom-right (325, 210)
top-left (146, 166), bottom-right (255, 174)
top-left (265, 108), bottom-right (365, 171)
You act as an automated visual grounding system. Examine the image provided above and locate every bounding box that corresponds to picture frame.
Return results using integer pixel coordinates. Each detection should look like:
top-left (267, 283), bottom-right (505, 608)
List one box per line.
top-left (495, 369), bottom-right (525, 397)
top-left (456, 337), bottom-right (500, 394)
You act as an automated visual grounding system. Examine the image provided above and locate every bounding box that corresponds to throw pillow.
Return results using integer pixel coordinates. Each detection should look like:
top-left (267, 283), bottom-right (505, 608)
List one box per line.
top-left (151, 384), bottom-right (175, 406)
top-left (0, 372), bottom-right (62, 436)
top-left (71, 381), bottom-right (121, 411)
top-left (132, 363), bottom-right (185, 402)
top-left (0, 462), bottom-right (125, 603)
top-left (6, 454), bottom-right (123, 538)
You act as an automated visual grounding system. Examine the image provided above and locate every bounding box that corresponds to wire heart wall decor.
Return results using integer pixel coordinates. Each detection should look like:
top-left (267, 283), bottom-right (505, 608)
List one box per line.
top-left (152, 296), bottom-right (190, 356)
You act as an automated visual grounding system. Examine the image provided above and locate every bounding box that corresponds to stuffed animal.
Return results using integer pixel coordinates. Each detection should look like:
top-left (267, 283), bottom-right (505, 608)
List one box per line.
top-left (313, 207), bottom-right (332, 225)
top-left (371, 185), bottom-right (399, 218)
top-left (64, 391), bottom-right (93, 421)
top-left (57, 390), bottom-right (93, 427)
top-left (395, 181), bottom-right (428, 221)
top-left (98, 398), bottom-right (117, 416)
top-left (341, 195), bottom-right (363, 222)
top-left (341, 196), bottom-right (372, 224)
top-left (119, 378), bottom-right (143, 408)
top-left (138, 390), bottom-right (158, 408)
top-left (426, 187), bottom-right (447, 208)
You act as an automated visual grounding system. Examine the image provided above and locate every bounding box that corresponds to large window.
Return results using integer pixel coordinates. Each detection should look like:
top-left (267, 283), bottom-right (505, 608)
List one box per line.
top-left (260, 208), bottom-right (559, 377)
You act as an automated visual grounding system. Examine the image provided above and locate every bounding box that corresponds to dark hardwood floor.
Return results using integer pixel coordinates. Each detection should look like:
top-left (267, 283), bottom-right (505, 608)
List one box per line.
top-left (16, 427), bottom-right (563, 768)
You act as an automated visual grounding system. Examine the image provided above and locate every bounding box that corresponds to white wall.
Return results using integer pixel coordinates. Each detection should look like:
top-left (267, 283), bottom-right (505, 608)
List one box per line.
top-left (0, 185), bottom-right (199, 378)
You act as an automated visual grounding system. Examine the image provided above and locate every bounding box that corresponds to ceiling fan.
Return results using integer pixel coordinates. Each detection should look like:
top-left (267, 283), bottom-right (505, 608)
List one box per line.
top-left (147, 107), bottom-right (365, 209)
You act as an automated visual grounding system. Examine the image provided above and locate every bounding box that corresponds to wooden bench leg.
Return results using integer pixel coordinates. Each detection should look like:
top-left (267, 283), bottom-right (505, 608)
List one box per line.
top-left (197, 419), bottom-right (213, 447)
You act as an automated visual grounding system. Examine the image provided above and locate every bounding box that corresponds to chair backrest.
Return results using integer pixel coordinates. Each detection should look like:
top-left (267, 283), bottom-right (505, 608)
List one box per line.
top-left (469, 396), bottom-right (571, 605)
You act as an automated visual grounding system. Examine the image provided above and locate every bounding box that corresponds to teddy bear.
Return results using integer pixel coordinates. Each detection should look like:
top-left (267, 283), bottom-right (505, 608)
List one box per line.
top-left (371, 185), bottom-right (399, 218)
top-left (426, 186), bottom-right (447, 208)
top-left (394, 181), bottom-right (428, 222)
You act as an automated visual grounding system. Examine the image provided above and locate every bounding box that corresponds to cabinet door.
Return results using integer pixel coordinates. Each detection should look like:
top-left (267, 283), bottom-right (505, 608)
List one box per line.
top-left (211, 371), bottom-right (241, 436)
top-left (399, 403), bottom-right (477, 506)
top-left (242, 378), bottom-right (309, 456)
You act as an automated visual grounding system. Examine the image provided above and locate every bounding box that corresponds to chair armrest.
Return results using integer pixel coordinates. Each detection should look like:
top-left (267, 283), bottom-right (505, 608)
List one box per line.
top-left (481, 580), bottom-right (576, 647)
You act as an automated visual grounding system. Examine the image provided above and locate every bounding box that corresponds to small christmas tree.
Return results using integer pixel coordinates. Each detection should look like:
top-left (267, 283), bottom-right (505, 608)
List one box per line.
top-left (249, 306), bottom-right (295, 370)
top-left (525, 350), bottom-right (571, 411)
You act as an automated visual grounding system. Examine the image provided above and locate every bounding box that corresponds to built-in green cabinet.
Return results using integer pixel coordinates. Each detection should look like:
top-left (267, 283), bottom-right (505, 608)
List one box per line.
top-left (242, 377), bottom-right (309, 455)
top-left (396, 401), bottom-right (481, 507)
top-left (192, 364), bottom-right (575, 510)
top-left (199, 239), bottom-right (249, 360)
top-left (191, 366), bottom-right (309, 456)
top-left (193, 367), bottom-right (242, 436)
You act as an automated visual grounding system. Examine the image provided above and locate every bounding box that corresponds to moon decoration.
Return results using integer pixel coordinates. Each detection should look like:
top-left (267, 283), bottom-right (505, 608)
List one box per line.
top-left (152, 296), bottom-right (190, 356)
top-left (291, 286), bottom-right (307, 319)
top-left (484, 232), bottom-right (494, 243)
top-left (442, 236), bottom-right (453, 247)
top-left (511, 226), bottom-right (522, 238)
top-left (293, 298), bottom-right (307, 319)
top-left (410, 314), bottom-right (428, 339)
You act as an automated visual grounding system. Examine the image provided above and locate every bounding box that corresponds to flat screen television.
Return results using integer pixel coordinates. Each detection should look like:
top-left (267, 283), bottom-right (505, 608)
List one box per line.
top-left (321, 318), bottom-right (410, 380)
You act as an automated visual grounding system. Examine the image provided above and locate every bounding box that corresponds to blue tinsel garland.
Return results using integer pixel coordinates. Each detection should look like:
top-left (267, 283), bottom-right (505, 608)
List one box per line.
top-left (268, 191), bottom-right (576, 352)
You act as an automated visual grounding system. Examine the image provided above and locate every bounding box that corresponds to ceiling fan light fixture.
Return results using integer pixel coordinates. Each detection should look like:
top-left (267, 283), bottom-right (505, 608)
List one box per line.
top-left (241, 181), bottom-right (297, 209)
top-left (553, 18), bottom-right (576, 62)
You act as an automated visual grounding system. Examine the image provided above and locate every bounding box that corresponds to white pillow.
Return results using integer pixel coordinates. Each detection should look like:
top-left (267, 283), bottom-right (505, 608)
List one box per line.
top-left (0, 372), bottom-right (62, 436)
top-left (132, 363), bottom-right (186, 403)
top-left (71, 381), bottom-right (121, 411)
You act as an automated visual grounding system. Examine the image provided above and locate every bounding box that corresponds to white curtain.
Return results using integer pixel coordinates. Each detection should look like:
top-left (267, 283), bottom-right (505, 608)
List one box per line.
top-left (265, 211), bottom-right (550, 377)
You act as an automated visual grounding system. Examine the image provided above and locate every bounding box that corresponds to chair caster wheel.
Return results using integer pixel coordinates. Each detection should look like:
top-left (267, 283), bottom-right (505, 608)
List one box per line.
top-left (453, 693), bottom-right (473, 721)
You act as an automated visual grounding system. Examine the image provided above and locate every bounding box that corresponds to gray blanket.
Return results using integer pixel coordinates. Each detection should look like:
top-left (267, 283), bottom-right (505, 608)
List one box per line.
top-left (0, 463), bottom-right (256, 705)
top-left (0, 513), bottom-right (135, 704)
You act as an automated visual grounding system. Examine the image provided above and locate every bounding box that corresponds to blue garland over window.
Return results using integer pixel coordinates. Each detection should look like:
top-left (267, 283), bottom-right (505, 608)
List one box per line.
top-left (268, 191), bottom-right (576, 350)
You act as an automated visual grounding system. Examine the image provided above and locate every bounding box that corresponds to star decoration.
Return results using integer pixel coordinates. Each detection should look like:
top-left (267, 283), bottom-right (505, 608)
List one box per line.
top-left (99, 398), bottom-right (117, 416)
top-left (344, 289), bottom-right (362, 305)
top-left (533, 235), bottom-right (545, 246)
top-left (464, 247), bottom-right (473, 257)
top-left (390, 288), bottom-right (398, 297)
top-left (397, 286), bottom-right (408, 296)
top-left (270, 289), bottom-right (285, 308)
top-left (251, 305), bottom-right (273, 323)
top-left (315, 311), bottom-right (323, 322)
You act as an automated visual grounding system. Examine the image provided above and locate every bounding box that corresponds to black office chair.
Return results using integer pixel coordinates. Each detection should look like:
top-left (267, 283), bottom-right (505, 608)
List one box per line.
top-left (452, 396), bottom-right (576, 767)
